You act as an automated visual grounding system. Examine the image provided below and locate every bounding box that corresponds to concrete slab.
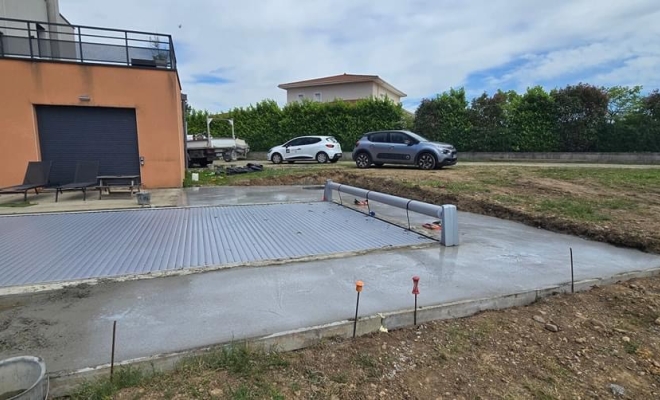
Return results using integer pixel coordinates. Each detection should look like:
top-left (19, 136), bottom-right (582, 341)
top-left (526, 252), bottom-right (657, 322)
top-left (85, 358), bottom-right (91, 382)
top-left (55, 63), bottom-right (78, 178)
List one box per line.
top-left (0, 189), bottom-right (183, 215)
top-left (1, 210), bottom-right (658, 374)
top-left (182, 185), bottom-right (324, 206)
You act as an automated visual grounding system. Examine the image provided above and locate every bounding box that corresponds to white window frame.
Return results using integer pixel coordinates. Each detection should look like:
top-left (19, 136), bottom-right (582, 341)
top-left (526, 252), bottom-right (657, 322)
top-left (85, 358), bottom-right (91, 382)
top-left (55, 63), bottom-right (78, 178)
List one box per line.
top-left (314, 92), bottom-right (322, 102)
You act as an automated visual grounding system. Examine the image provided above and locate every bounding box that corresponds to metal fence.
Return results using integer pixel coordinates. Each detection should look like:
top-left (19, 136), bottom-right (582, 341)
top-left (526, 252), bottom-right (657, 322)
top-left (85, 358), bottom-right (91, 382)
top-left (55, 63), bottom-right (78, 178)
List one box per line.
top-left (0, 17), bottom-right (176, 69)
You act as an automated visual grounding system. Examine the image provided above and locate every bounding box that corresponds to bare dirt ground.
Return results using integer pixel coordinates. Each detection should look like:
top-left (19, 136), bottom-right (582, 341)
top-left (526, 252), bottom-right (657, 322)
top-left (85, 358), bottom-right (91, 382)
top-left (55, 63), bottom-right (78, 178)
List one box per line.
top-left (75, 275), bottom-right (660, 399)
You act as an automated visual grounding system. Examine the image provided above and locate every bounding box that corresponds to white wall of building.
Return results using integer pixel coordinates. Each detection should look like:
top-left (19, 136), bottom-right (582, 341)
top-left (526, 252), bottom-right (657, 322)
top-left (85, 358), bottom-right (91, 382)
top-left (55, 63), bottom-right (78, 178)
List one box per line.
top-left (286, 82), bottom-right (376, 103)
top-left (285, 81), bottom-right (402, 104)
top-left (374, 83), bottom-right (402, 103)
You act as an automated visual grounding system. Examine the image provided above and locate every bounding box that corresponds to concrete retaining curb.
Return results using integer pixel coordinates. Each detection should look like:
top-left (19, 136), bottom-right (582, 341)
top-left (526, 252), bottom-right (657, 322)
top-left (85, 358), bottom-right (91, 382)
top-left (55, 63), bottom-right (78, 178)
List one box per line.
top-left (48, 266), bottom-right (660, 397)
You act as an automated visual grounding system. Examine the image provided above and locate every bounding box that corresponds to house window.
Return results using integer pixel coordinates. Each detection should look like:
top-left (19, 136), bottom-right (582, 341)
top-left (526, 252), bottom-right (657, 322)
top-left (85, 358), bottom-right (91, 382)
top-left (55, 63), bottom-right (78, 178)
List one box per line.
top-left (314, 92), bottom-right (322, 102)
top-left (298, 94), bottom-right (304, 101)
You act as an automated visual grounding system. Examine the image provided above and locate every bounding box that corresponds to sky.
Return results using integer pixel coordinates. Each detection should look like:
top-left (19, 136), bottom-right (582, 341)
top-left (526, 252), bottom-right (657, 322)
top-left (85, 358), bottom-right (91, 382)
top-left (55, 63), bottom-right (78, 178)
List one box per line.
top-left (59, 0), bottom-right (660, 112)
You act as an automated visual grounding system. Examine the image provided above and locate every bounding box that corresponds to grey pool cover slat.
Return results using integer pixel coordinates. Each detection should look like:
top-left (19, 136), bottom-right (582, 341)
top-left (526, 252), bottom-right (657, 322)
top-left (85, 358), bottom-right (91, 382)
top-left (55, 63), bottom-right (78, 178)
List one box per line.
top-left (0, 202), bottom-right (434, 288)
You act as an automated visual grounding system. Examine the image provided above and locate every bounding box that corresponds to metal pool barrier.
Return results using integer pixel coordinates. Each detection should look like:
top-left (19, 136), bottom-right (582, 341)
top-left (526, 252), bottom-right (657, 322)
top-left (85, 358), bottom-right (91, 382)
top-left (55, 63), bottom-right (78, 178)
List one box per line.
top-left (323, 180), bottom-right (459, 246)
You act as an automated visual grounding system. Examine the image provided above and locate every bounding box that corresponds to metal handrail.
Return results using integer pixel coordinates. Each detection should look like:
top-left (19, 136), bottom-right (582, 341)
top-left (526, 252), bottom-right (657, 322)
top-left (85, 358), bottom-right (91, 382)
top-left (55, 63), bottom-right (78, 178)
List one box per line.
top-left (0, 16), bottom-right (177, 69)
top-left (324, 180), bottom-right (444, 218)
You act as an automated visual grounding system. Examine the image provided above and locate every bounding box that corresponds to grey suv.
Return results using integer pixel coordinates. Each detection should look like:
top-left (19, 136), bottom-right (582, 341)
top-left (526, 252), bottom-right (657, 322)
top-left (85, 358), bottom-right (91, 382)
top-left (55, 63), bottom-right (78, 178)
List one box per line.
top-left (352, 130), bottom-right (457, 170)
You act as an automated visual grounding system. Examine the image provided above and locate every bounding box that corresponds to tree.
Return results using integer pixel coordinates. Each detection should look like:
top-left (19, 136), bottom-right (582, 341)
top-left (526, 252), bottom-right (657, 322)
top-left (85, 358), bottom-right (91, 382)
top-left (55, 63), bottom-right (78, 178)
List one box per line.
top-left (414, 88), bottom-right (471, 149)
top-left (468, 90), bottom-right (516, 151)
top-left (606, 86), bottom-right (643, 122)
top-left (508, 86), bottom-right (559, 151)
top-left (551, 84), bottom-right (608, 151)
top-left (644, 90), bottom-right (660, 120)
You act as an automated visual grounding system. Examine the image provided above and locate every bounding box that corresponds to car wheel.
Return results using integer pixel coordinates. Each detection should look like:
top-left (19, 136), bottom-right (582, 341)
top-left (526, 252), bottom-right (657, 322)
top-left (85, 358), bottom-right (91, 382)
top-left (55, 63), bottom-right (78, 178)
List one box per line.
top-left (316, 152), bottom-right (329, 163)
top-left (271, 153), bottom-right (283, 164)
top-left (417, 153), bottom-right (437, 170)
top-left (355, 152), bottom-right (372, 169)
top-left (374, 163), bottom-right (384, 168)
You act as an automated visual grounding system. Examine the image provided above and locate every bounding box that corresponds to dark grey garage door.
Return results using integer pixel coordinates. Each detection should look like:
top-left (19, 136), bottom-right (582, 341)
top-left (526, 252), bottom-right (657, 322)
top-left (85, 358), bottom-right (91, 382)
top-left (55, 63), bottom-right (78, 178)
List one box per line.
top-left (36, 106), bottom-right (140, 186)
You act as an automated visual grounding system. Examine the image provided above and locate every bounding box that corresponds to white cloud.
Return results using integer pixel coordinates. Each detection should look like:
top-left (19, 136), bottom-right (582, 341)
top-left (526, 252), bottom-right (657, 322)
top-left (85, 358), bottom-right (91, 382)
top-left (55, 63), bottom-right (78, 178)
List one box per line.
top-left (58, 0), bottom-right (660, 111)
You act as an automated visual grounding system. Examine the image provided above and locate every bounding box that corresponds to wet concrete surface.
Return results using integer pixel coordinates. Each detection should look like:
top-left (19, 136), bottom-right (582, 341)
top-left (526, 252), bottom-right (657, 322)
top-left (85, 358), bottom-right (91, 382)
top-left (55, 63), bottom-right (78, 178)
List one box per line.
top-left (1, 199), bottom-right (658, 373)
top-left (182, 185), bottom-right (325, 207)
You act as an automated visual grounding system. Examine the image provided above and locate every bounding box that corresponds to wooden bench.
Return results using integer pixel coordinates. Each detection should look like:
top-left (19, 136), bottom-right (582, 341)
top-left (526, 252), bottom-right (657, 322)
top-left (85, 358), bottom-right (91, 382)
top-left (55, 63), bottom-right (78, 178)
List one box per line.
top-left (97, 175), bottom-right (141, 199)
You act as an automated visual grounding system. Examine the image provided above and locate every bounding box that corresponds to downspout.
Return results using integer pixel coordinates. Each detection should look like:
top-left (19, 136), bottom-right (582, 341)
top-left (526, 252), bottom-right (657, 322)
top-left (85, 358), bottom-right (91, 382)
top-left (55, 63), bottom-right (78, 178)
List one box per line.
top-left (181, 93), bottom-right (189, 171)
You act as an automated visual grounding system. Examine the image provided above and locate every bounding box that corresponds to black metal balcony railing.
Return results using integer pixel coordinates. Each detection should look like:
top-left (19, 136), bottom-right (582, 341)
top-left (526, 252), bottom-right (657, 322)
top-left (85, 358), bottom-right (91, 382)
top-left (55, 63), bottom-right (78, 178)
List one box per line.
top-left (0, 17), bottom-right (176, 69)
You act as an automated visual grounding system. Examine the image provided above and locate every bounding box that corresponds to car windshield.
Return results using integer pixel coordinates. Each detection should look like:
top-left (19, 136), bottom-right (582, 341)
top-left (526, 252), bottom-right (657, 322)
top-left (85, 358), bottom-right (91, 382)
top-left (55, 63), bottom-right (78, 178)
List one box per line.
top-left (406, 131), bottom-right (429, 142)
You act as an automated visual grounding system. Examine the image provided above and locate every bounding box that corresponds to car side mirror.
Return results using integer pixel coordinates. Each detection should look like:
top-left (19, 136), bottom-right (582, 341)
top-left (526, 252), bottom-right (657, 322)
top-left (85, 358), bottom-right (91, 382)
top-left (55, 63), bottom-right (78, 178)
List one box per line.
top-left (406, 140), bottom-right (415, 146)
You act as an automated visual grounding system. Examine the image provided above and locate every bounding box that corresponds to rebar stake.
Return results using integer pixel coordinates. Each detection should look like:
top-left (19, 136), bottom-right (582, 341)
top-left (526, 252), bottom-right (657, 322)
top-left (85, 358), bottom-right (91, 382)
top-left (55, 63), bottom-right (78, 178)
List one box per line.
top-left (353, 281), bottom-right (364, 338)
top-left (412, 276), bottom-right (420, 325)
top-left (570, 248), bottom-right (575, 294)
top-left (110, 320), bottom-right (117, 381)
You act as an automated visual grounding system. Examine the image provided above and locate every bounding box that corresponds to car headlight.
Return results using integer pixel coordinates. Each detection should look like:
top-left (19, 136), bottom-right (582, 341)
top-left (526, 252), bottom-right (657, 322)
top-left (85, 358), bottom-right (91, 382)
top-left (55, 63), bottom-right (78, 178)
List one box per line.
top-left (442, 149), bottom-right (450, 154)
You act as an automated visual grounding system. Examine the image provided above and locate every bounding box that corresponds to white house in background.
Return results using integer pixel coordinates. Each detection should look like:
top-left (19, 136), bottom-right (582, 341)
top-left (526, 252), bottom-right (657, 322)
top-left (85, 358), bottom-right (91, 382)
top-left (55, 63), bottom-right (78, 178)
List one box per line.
top-left (0, 0), bottom-right (76, 59)
top-left (278, 73), bottom-right (407, 104)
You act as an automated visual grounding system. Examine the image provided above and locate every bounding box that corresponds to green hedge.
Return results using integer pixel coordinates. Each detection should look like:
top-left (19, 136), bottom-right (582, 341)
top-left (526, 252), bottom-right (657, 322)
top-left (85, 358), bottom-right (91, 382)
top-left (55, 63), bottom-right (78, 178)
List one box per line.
top-left (187, 98), bottom-right (409, 152)
top-left (414, 85), bottom-right (660, 152)
top-left (187, 85), bottom-right (660, 153)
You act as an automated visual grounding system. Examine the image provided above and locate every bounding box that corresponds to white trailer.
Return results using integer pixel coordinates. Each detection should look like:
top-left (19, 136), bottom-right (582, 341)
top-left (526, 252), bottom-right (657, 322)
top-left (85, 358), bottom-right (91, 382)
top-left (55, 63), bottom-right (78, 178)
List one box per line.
top-left (186, 135), bottom-right (250, 167)
top-left (186, 117), bottom-right (249, 167)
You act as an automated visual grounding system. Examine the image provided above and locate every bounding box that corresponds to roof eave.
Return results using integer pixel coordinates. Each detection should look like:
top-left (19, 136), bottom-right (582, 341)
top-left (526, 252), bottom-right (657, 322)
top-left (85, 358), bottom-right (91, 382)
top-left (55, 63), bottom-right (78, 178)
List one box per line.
top-left (278, 79), bottom-right (374, 90)
top-left (375, 78), bottom-right (406, 97)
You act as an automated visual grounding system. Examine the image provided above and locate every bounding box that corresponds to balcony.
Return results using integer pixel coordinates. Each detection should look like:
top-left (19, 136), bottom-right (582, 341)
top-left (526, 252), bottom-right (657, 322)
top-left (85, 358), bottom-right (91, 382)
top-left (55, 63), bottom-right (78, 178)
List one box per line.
top-left (0, 17), bottom-right (176, 69)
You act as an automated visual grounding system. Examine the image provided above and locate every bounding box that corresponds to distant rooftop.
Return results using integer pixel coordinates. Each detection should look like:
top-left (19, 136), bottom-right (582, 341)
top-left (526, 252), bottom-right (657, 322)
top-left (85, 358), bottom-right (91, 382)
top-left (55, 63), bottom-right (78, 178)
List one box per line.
top-left (278, 73), bottom-right (406, 97)
top-left (0, 16), bottom-right (177, 70)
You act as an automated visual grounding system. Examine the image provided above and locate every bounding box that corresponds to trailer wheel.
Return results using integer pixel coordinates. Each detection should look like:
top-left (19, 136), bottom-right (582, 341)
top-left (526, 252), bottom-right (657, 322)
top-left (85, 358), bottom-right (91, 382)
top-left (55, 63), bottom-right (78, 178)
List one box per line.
top-left (222, 152), bottom-right (232, 162)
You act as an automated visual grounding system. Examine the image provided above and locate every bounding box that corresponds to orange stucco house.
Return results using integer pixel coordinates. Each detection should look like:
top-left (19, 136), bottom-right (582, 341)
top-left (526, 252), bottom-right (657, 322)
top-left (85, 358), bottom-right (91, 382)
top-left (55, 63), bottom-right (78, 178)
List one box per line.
top-left (0, 12), bottom-right (186, 189)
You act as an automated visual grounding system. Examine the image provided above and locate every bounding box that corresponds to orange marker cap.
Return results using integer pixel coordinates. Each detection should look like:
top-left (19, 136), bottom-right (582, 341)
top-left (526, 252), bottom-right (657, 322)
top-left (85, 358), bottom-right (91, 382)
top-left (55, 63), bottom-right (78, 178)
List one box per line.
top-left (355, 280), bottom-right (364, 292)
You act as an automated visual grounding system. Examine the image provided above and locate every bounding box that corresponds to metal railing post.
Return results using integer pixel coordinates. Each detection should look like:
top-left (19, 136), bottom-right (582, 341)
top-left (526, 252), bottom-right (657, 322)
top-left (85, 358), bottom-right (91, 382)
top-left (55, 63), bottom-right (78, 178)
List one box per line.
top-left (27, 22), bottom-right (34, 58)
top-left (77, 27), bottom-right (83, 62)
top-left (124, 31), bottom-right (130, 65)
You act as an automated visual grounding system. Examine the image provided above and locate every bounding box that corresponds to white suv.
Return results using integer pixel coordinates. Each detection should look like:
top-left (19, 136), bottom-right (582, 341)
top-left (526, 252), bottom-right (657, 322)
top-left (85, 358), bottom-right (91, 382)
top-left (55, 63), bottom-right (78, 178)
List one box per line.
top-left (267, 136), bottom-right (343, 164)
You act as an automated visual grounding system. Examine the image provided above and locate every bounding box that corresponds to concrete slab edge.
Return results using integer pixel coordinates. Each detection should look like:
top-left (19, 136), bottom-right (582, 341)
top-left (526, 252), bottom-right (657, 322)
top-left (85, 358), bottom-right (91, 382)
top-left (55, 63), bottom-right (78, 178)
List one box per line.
top-left (0, 243), bottom-right (436, 297)
top-left (47, 266), bottom-right (660, 397)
